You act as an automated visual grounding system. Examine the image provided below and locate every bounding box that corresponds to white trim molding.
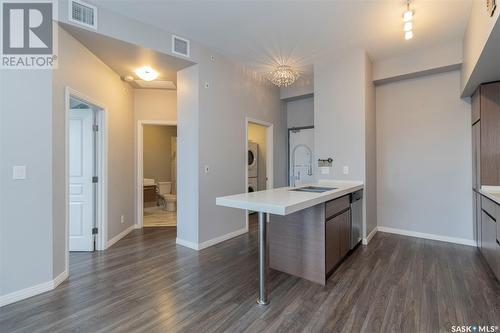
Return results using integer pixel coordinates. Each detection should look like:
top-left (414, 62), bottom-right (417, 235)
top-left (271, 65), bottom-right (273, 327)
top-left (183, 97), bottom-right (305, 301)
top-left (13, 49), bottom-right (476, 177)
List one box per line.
top-left (0, 270), bottom-right (68, 307)
top-left (245, 117), bottom-right (274, 227)
top-left (176, 227), bottom-right (248, 251)
top-left (362, 226), bottom-right (378, 245)
top-left (136, 120), bottom-right (177, 229)
top-left (107, 225), bottom-right (135, 249)
top-left (377, 226), bottom-right (476, 247)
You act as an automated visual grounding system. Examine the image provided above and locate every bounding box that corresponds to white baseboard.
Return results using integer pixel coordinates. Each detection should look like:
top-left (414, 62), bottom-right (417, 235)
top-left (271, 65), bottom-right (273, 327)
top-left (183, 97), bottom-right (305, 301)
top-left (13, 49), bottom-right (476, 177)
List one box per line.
top-left (377, 226), bottom-right (476, 247)
top-left (176, 227), bottom-right (248, 251)
top-left (107, 224), bottom-right (135, 249)
top-left (52, 270), bottom-right (69, 288)
top-left (363, 226), bottom-right (378, 245)
top-left (0, 269), bottom-right (68, 307)
top-left (175, 237), bottom-right (199, 250)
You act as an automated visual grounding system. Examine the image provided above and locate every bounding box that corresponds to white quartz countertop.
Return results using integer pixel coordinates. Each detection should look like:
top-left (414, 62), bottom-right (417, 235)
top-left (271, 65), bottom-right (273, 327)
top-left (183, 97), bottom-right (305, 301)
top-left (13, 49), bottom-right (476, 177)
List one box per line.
top-left (216, 180), bottom-right (363, 216)
top-left (480, 186), bottom-right (500, 205)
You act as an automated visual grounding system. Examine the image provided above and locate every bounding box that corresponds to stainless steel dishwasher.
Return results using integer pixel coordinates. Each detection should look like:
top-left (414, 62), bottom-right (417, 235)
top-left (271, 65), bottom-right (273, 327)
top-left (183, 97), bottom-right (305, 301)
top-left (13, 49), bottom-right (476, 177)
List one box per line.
top-left (350, 190), bottom-right (363, 249)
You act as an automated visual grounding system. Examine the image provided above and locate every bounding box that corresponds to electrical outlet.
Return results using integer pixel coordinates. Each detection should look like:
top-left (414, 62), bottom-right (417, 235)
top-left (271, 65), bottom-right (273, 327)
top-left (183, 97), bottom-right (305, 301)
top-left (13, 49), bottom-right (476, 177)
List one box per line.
top-left (120, 215), bottom-right (125, 224)
top-left (204, 165), bottom-right (210, 173)
top-left (343, 166), bottom-right (349, 175)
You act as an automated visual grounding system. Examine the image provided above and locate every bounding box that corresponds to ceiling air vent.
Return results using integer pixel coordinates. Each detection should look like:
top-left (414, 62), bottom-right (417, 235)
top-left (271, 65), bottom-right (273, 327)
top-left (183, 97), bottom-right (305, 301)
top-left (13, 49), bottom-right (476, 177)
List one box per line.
top-left (172, 35), bottom-right (190, 58)
top-left (69, 0), bottom-right (97, 29)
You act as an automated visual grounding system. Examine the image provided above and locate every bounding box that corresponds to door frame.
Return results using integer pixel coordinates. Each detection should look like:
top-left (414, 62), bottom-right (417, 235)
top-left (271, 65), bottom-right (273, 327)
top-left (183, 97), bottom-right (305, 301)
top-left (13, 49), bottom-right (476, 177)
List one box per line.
top-left (136, 120), bottom-right (177, 228)
top-left (245, 117), bottom-right (274, 230)
top-left (65, 87), bottom-right (108, 273)
top-left (287, 126), bottom-right (314, 186)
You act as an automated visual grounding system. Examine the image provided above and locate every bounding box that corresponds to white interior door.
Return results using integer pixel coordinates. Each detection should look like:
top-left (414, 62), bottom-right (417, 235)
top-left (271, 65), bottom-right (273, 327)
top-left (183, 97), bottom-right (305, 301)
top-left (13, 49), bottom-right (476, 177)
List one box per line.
top-left (69, 109), bottom-right (94, 251)
top-left (289, 128), bottom-right (315, 186)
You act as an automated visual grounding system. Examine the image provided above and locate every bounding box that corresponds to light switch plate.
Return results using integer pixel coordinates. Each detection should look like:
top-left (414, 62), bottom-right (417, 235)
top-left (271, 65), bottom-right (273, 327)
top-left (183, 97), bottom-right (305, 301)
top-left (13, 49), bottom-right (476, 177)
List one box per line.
top-left (204, 165), bottom-right (210, 173)
top-left (343, 166), bottom-right (349, 175)
top-left (13, 166), bottom-right (26, 180)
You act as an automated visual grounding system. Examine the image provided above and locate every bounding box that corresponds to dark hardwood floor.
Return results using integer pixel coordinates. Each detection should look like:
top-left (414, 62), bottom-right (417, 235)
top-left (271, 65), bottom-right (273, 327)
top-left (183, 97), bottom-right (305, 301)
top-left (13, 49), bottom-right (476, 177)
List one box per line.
top-left (1, 216), bottom-right (499, 332)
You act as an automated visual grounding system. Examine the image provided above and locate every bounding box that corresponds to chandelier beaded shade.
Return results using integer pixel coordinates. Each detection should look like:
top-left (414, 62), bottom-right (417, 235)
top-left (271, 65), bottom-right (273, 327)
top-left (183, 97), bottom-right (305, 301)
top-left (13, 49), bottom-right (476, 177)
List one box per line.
top-left (269, 65), bottom-right (299, 87)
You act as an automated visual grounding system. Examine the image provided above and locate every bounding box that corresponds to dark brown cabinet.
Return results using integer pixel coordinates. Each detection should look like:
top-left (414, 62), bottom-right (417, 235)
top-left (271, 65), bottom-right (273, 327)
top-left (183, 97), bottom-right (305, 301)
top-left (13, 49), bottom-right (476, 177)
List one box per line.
top-left (338, 210), bottom-right (351, 260)
top-left (480, 207), bottom-right (500, 280)
top-left (325, 215), bottom-right (341, 274)
top-left (269, 195), bottom-right (353, 285)
top-left (472, 82), bottom-right (500, 187)
top-left (325, 209), bottom-right (351, 274)
top-left (471, 82), bottom-right (500, 251)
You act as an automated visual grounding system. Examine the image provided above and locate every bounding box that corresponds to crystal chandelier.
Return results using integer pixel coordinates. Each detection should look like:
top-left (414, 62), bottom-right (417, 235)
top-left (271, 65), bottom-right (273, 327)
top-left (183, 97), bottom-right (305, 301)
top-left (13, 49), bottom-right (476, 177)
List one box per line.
top-left (269, 65), bottom-right (299, 87)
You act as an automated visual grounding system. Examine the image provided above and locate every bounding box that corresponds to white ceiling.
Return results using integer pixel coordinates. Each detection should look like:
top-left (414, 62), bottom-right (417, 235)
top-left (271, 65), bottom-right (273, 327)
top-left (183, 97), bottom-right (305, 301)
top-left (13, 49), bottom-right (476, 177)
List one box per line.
top-left (61, 23), bottom-right (194, 86)
top-left (95, 0), bottom-right (472, 74)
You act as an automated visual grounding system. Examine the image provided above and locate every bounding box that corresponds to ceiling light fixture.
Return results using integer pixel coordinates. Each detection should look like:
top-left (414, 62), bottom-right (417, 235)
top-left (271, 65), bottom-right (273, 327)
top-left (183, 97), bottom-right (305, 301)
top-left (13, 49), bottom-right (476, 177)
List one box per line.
top-left (269, 65), bottom-right (299, 87)
top-left (402, 0), bottom-right (414, 40)
top-left (135, 66), bottom-right (158, 81)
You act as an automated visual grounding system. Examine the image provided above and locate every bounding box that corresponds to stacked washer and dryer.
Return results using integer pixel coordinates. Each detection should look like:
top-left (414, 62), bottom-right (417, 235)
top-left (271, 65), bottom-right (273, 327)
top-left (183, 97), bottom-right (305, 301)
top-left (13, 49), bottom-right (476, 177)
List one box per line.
top-left (248, 141), bottom-right (259, 193)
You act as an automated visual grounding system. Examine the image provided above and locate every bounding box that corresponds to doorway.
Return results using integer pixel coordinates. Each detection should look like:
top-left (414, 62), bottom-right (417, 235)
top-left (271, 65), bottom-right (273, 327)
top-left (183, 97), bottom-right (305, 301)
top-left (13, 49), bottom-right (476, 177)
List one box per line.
top-left (245, 117), bottom-right (273, 229)
top-left (137, 121), bottom-right (178, 228)
top-left (288, 126), bottom-right (314, 186)
top-left (66, 88), bottom-right (107, 258)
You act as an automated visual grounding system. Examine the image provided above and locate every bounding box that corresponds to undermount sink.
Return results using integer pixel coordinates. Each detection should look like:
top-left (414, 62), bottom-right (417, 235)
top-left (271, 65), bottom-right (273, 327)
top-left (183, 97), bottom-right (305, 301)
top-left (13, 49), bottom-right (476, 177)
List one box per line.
top-left (290, 186), bottom-right (337, 193)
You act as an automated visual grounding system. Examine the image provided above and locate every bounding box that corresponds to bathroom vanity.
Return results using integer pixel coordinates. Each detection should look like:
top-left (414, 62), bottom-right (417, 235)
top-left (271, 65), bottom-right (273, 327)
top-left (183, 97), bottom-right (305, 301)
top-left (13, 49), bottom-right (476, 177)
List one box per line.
top-left (216, 180), bottom-right (363, 304)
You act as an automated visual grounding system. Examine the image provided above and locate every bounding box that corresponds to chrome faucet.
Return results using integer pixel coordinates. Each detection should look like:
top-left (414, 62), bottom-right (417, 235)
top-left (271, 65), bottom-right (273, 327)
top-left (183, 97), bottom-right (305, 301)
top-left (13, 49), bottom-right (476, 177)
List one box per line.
top-left (291, 144), bottom-right (313, 187)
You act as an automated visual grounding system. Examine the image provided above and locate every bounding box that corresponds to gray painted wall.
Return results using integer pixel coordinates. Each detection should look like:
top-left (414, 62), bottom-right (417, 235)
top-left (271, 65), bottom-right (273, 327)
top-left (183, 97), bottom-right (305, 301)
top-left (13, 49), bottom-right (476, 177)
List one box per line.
top-left (364, 53), bottom-right (377, 237)
top-left (177, 65), bottom-right (200, 244)
top-left (314, 50), bottom-right (366, 181)
top-left (313, 49), bottom-right (376, 239)
top-left (197, 56), bottom-right (286, 244)
top-left (143, 125), bottom-right (177, 183)
top-left (52, 26), bottom-right (136, 277)
top-left (0, 70), bottom-right (54, 296)
top-left (286, 97), bottom-right (314, 128)
top-left (376, 70), bottom-right (472, 242)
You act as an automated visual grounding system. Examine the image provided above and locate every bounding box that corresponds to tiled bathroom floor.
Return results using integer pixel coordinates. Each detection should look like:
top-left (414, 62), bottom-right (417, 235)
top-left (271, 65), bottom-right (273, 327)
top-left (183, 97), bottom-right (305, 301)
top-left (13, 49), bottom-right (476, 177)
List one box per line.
top-left (143, 207), bottom-right (176, 227)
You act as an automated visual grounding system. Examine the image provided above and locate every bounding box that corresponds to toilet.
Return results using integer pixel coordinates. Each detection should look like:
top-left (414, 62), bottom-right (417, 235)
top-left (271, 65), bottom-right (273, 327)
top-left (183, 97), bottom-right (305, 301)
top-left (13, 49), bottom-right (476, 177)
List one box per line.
top-left (157, 181), bottom-right (177, 212)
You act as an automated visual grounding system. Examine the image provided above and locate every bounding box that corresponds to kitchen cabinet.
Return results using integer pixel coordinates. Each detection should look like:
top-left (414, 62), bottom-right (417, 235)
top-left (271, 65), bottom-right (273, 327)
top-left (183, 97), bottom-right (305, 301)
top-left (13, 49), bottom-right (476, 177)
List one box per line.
top-left (471, 82), bottom-right (500, 253)
top-left (480, 196), bottom-right (500, 280)
top-left (325, 209), bottom-right (351, 274)
top-left (269, 194), bottom-right (353, 285)
top-left (472, 121), bottom-right (481, 191)
top-left (473, 192), bottom-right (482, 247)
top-left (472, 82), bottom-right (500, 187)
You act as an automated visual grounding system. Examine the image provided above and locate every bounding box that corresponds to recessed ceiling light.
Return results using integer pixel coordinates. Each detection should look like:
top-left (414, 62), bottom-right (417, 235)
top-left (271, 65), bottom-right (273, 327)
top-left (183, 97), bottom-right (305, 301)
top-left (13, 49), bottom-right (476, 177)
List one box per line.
top-left (405, 30), bottom-right (413, 40)
top-left (135, 66), bottom-right (158, 81)
top-left (124, 75), bottom-right (134, 82)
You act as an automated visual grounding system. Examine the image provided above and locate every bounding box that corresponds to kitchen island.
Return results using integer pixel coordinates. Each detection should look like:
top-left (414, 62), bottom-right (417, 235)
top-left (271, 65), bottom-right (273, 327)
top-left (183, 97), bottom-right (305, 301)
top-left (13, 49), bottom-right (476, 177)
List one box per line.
top-left (216, 180), bottom-right (363, 305)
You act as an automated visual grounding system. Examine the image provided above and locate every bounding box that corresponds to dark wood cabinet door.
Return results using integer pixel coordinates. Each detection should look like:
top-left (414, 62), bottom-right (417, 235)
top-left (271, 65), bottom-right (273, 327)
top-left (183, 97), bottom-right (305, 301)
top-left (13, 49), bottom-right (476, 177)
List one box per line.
top-left (472, 88), bottom-right (480, 124)
top-left (472, 122), bottom-right (481, 191)
top-left (325, 210), bottom-right (351, 274)
top-left (339, 210), bottom-right (352, 258)
top-left (480, 82), bottom-right (500, 186)
top-left (481, 211), bottom-right (500, 280)
top-left (325, 216), bottom-right (340, 274)
top-left (474, 192), bottom-right (482, 248)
